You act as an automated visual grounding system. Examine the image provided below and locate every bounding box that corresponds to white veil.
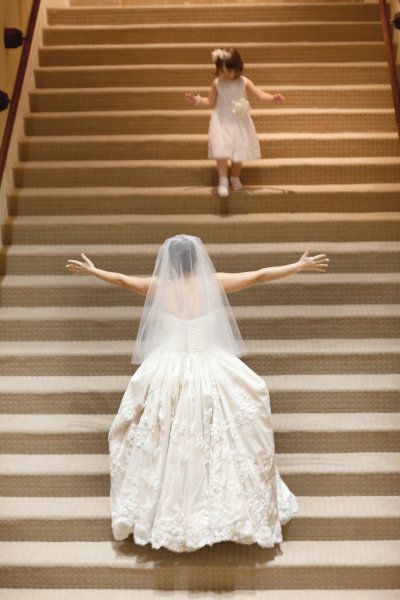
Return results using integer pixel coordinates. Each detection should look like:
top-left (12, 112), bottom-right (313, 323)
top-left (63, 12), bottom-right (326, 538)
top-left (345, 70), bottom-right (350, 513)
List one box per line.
top-left (131, 234), bottom-right (246, 364)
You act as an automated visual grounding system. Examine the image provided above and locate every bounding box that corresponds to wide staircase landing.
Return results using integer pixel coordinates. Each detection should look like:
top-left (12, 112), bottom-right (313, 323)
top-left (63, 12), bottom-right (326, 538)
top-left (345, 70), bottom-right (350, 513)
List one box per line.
top-left (0, 0), bottom-right (400, 595)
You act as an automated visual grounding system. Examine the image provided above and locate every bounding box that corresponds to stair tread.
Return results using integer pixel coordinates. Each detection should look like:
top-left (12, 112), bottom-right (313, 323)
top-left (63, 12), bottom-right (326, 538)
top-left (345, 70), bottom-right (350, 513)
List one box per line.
top-left (8, 183), bottom-right (400, 195)
top-left (39, 41), bottom-right (386, 49)
top-left (3, 240), bottom-right (400, 254)
top-left (1, 305), bottom-right (399, 320)
top-left (0, 495), bottom-right (398, 518)
top-left (29, 83), bottom-right (393, 91)
top-left (6, 211), bottom-right (400, 224)
top-left (19, 132), bottom-right (400, 142)
top-left (15, 158), bottom-right (400, 167)
top-left (26, 107), bottom-right (395, 115)
top-left (0, 338), bottom-right (398, 354)
top-left (1, 591), bottom-right (399, 600)
top-left (0, 540), bottom-right (399, 566)
top-left (1, 412), bottom-right (400, 433)
top-left (0, 452), bottom-right (399, 474)
top-left (0, 373), bottom-right (397, 393)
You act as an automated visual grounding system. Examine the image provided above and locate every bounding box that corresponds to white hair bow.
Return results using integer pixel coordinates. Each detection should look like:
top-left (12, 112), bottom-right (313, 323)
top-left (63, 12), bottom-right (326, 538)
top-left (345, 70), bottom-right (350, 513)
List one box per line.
top-left (211, 48), bottom-right (231, 63)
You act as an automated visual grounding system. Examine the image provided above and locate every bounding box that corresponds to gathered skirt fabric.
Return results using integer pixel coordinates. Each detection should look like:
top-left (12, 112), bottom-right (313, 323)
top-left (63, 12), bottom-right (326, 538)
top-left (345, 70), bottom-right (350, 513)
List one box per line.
top-left (208, 74), bottom-right (262, 162)
top-left (108, 346), bottom-right (299, 553)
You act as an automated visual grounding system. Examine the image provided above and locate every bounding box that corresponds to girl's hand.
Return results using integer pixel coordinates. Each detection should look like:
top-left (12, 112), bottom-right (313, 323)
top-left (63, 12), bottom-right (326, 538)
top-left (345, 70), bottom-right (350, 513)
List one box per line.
top-left (297, 247), bottom-right (329, 272)
top-left (273, 93), bottom-right (285, 103)
top-left (184, 91), bottom-right (200, 105)
top-left (65, 253), bottom-right (96, 276)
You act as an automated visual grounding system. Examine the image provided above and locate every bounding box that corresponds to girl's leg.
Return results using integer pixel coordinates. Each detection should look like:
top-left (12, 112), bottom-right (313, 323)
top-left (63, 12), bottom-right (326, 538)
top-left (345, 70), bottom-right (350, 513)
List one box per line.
top-left (216, 159), bottom-right (229, 197)
top-left (216, 158), bottom-right (229, 178)
top-left (231, 161), bottom-right (242, 178)
top-left (230, 161), bottom-right (243, 190)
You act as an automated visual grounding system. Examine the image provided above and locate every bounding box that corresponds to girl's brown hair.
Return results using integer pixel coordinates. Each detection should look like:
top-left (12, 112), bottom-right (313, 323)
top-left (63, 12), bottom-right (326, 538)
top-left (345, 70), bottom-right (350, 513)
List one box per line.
top-left (214, 47), bottom-right (244, 78)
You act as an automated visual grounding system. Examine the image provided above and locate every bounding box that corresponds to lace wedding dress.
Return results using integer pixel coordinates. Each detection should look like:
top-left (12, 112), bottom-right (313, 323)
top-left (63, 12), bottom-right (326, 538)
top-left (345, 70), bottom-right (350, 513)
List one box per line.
top-left (108, 308), bottom-right (299, 553)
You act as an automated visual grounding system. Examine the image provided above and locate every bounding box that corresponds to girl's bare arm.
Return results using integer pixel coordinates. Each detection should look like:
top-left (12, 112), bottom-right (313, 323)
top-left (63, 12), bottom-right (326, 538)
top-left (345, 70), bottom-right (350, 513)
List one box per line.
top-left (245, 77), bottom-right (285, 103)
top-left (184, 79), bottom-right (218, 109)
top-left (65, 253), bottom-right (152, 296)
top-left (216, 248), bottom-right (329, 293)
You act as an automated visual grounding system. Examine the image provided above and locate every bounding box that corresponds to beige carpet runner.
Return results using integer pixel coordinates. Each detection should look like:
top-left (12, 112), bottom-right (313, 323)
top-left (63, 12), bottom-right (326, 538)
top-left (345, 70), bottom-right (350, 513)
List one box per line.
top-left (0, 0), bottom-right (400, 595)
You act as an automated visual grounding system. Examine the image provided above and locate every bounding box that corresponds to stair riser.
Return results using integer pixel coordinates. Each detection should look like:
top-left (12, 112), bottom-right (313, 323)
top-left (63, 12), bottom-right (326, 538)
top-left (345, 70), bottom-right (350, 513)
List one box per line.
top-left (2, 390), bottom-right (398, 415)
top-left (3, 250), bottom-right (399, 275)
top-left (1, 563), bottom-right (398, 589)
top-left (29, 88), bottom-right (396, 111)
top-left (47, 5), bottom-right (380, 26)
top-left (34, 65), bottom-right (391, 88)
top-left (1, 431), bottom-right (399, 454)
top-left (71, 0), bottom-right (367, 5)
top-left (71, 0), bottom-right (368, 4)
top-left (12, 164), bottom-right (400, 188)
top-left (0, 473), bottom-right (398, 498)
top-left (1, 516), bottom-right (398, 541)
top-left (42, 23), bottom-right (383, 45)
top-left (7, 191), bottom-right (400, 217)
top-left (2, 284), bottom-right (398, 307)
top-left (2, 317), bottom-right (399, 341)
top-left (38, 44), bottom-right (386, 67)
top-left (1, 354), bottom-right (398, 376)
top-left (25, 113), bottom-right (397, 135)
top-left (19, 138), bottom-right (400, 161)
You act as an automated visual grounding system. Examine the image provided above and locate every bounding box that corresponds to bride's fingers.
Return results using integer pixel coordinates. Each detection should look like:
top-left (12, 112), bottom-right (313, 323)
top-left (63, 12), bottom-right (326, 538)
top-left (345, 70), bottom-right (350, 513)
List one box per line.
top-left (67, 259), bottom-right (84, 266)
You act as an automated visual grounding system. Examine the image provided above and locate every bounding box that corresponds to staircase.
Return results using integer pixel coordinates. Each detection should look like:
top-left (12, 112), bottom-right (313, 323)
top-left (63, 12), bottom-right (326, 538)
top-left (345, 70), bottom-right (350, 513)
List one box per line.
top-left (1, 0), bottom-right (400, 594)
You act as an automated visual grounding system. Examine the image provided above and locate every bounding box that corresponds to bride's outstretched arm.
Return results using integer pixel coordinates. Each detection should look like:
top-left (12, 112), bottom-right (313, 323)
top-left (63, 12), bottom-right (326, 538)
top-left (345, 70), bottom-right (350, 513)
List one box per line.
top-left (216, 247), bottom-right (329, 293)
top-left (65, 253), bottom-right (152, 296)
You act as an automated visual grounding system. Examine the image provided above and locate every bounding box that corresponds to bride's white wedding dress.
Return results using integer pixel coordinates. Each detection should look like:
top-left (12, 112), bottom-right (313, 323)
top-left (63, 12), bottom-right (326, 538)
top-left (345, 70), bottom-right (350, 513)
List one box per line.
top-left (108, 307), bottom-right (299, 553)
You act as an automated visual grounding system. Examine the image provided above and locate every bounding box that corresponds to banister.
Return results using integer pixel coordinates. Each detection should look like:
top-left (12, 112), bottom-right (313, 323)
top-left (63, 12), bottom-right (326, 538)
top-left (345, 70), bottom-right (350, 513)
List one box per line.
top-left (0, 0), bottom-right (41, 189)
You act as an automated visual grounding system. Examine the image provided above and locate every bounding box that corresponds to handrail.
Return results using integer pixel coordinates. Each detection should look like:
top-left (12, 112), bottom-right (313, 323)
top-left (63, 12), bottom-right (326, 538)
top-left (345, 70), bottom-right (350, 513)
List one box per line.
top-left (0, 0), bottom-right (41, 189)
top-left (378, 0), bottom-right (400, 140)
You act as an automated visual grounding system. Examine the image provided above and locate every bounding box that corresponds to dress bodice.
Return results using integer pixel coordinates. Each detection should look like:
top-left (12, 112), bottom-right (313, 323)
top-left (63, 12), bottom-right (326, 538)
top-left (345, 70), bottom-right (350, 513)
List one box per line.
top-left (157, 309), bottom-right (216, 353)
top-left (215, 75), bottom-right (247, 108)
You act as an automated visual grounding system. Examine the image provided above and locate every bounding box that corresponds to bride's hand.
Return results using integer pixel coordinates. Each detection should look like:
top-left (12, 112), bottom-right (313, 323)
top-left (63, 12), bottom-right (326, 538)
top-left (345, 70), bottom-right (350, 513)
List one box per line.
top-left (65, 253), bottom-right (96, 276)
top-left (298, 247), bottom-right (329, 272)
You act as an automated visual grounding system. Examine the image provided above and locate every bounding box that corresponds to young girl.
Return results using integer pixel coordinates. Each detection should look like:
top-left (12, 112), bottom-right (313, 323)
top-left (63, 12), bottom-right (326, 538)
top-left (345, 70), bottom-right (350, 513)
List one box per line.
top-left (184, 47), bottom-right (285, 198)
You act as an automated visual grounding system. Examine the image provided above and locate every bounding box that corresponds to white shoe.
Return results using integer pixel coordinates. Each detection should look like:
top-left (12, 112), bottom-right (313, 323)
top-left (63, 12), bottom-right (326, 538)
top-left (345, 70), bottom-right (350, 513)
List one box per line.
top-left (217, 177), bottom-right (229, 197)
top-left (230, 176), bottom-right (243, 191)
top-left (218, 184), bottom-right (229, 197)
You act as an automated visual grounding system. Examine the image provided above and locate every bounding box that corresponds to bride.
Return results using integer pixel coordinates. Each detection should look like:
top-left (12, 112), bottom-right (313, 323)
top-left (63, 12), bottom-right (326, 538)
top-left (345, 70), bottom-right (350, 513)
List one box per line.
top-left (66, 234), bottom-right (329, 553)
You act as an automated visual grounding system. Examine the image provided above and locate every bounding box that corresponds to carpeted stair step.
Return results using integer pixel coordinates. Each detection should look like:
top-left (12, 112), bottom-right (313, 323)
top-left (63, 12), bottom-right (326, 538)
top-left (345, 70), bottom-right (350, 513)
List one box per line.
top-left (0, 540), bottom-right (398, 589)
top-left (18, 133), bottom-right (400, 161)
top-left (0, 495), bottom-right (399, 541)
top-left (38, 41), bottom-right (387, 66)
top-left (1, 273), bottom-right (398, 307)
top-left (1, 305), bottom-right (398, 341)
top-left (33, 63), bottom-right (393, 87)
top-left (28, 85), bottom-right (396, 111)
top-left (3, 241), bottom-right (398, 275)
top-left (46, 4), bottom-right (380, 26)
top-left (0, 374), bottom-right (398, 414)
top-left (1, 412), bottom-right (399, 454)
top-left (0, 338), bottom-right (398, 376)
top-left (42, 22), bottom-right (384, 46)
top-left (1, 592), bottom-right (400, 600)
top-left (3, 213), bottom-right (400, 245)
top-left (24, 109), bottom-right (398, 135)
top-left (12, 158), bottom-right (400, 188)
top-left (72, 0), bottom-right (368, 4)
top-left (0, 452), bottom-right (399, 496)
top-left (7, 185), bottom-right (400, 216)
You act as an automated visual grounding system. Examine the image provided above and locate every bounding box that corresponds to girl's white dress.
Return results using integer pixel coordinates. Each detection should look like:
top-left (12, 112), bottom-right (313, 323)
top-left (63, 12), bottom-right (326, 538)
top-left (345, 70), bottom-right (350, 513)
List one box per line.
top-left (208, 74), bottom-right (261, 162)
top-left (108, 309), bottom-right (299, 553)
